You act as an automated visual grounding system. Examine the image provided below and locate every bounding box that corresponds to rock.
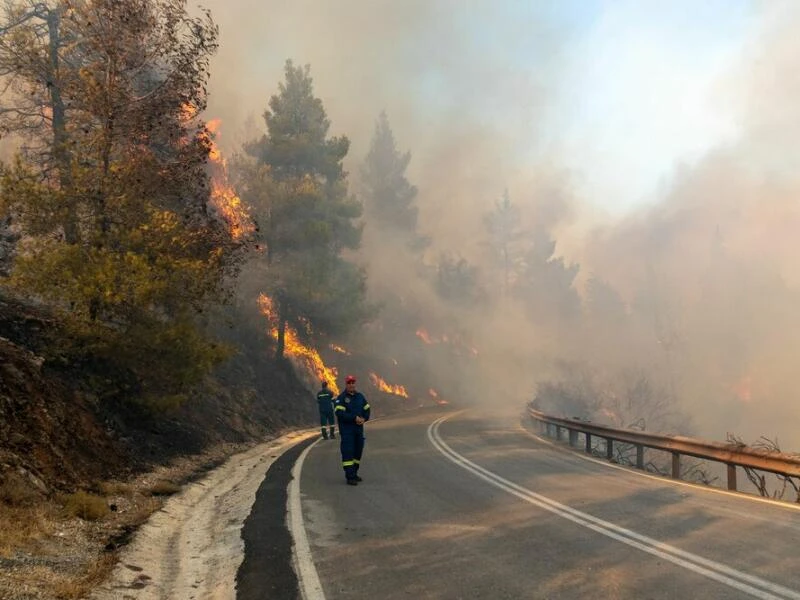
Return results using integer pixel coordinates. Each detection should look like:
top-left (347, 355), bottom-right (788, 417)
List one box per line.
top-left (17, 467), bottom-right (48, 495)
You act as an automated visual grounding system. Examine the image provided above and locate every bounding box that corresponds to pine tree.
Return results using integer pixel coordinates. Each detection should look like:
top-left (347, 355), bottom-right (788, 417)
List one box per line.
top-left (361, 112), bottom-right (419, 234)
top-left (516, 225), bottom-right (581, 322)
top-left (483, 189), bottom-right (523, 295)
top-left (242, 60), bottom-right (370, 358)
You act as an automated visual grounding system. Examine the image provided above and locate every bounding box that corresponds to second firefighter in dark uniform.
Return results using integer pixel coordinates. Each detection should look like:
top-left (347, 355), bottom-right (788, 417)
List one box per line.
top-left (334, 375), bottom-right (370, 485)
top-left (316, 380), bottom-right (336, 439)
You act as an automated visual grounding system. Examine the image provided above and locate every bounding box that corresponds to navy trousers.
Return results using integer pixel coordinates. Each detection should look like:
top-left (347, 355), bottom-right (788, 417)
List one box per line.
top-left (339, 427), bottom-right (365, 480)
top-left (319, 408), bottom-right (334, 428)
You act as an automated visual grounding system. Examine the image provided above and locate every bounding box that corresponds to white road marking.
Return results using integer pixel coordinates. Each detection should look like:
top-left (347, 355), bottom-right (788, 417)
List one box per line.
top-left (428, 413), bottom-right (800, 600)
top-left (289, 438), bottom-right (326, 600)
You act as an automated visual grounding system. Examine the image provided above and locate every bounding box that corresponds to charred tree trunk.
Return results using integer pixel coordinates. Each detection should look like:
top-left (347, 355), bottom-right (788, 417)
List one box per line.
top-left (276, 319), bottom-right (286, 359)
top-left (275, 294), bottom-right (288, 359)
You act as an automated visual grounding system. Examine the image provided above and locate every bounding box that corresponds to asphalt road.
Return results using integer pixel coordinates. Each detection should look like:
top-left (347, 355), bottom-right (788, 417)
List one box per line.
top-left (259, 406), bottom-right (800, 599)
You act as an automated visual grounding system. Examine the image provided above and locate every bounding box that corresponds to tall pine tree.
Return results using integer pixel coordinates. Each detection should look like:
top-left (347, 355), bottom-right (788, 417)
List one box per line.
top-left (242, 60), bottom-right (370, 358)
top-left (483, 189), bottom-right (523, 296)
top-left (361, 112), bottom-right (418, 229)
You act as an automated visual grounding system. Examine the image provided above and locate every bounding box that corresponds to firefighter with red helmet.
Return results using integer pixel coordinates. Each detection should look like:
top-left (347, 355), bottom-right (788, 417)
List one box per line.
top-left (334, 375), bottom-right (370, 486)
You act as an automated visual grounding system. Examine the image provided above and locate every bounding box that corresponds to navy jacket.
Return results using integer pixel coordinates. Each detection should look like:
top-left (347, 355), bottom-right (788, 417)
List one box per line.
top-left (333, 391), bottom-right (370, 430)
top-left (316, 388), bottom-right (335, 412)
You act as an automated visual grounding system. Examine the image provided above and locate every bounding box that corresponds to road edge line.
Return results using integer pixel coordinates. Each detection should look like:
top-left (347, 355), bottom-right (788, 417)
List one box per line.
top-left (288, 437), bottom-right (326, 600)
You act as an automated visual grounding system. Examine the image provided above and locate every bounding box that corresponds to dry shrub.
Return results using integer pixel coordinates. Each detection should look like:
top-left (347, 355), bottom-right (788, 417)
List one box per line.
top-left (97, 481), bottom-right (133, 496)
top-left (0, 504), bottom-right (52, 556)
top-left (148, 480), bottom-right (181, 496)
top-left (52, 552), bottom-right (118, 600)
top-left (61, 491), bottom-right (109, 521)
top-left (131, 495), bottom-right (162, 522)
top-left (0, 473), bottom-right (42, 507)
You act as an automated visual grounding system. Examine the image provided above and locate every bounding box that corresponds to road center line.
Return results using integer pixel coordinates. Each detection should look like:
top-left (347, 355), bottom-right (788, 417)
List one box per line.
top-left (428, 414), bottom-right (800, 600)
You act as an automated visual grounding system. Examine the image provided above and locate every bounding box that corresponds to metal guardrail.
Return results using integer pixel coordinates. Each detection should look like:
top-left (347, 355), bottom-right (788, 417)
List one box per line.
top-left (528, 408), bottom-right (800, 492)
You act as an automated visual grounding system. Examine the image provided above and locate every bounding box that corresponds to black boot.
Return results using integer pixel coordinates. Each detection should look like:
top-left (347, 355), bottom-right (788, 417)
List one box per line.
top-left (321, 428), bottom-right (328, 439)
top-left (329, 428), bottom-right (336, 439)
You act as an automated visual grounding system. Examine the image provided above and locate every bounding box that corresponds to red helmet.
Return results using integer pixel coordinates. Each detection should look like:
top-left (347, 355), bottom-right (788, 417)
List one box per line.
top-left (345, 375), bottom-right (356, 384)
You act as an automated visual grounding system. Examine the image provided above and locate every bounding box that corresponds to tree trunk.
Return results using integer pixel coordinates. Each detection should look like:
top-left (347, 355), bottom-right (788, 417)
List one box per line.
top-left (276, 318), bottom-right (286, 359)
top-left (502, 244), bottom-right (509, 296)
top-left (46, 8), bottom-right (78, 244)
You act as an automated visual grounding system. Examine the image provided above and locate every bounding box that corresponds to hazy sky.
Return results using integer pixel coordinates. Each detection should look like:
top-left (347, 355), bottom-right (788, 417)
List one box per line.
top-left (544, 0), bottom-right (753, 214)
top-left (202, 0), bottom-right (760, 217)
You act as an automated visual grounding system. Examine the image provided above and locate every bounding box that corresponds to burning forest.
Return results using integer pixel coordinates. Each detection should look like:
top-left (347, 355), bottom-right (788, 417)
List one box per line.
top-left (3, 1), bottom-right (800, 594)
top-left (0, 0), bottom-right (799, 482)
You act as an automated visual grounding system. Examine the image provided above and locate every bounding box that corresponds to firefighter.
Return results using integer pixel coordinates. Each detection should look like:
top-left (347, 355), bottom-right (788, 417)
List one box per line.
top-left (316, 380), bottom-right (336, 439)
top-left (334, 375), bottom-right (370, 485)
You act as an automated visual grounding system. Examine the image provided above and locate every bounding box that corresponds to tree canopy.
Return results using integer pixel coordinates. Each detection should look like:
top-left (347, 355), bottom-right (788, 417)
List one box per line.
top-left (239, 60), bottom-right (371, 358)
top-left (0, 0), bottom-right (242, 407)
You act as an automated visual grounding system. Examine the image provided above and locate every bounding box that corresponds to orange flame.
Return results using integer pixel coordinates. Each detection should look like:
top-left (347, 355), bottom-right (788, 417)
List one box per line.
top-left (428, 388), bottom-right (449, 405)
top-left (416, 328), bottom-right (437, 344)
top-left (259, 294), bottom-right (339, 394)
top-left (369, 372), bottom-right (409, 398)
top-left (416, 328), bottom-right (479, 358)
top-left (599, 407), bottom-right (620, 425)
top-left (204, 118), bottom-right (253, 240)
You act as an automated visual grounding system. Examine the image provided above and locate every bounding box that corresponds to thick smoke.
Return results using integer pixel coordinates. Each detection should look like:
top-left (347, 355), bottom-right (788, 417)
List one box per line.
top-left (575, 2), bottom-right (800, 447)
top-left (197, 2), bottom-right (798, 447)
top-left (199, 0), bottom-right (572, 408)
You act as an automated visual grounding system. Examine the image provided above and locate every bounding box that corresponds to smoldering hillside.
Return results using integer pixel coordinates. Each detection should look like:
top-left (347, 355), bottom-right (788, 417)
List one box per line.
top-left (201, 2), bottom-right (800, 450)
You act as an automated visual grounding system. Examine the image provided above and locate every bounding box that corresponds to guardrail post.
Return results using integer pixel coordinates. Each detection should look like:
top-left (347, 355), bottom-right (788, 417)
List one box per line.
top-left (727, 464), bottom-right (737, 491)
top-left (528, 408), bottom-right (800, 494)
top-left (671, 452), bottom-right (681, 479)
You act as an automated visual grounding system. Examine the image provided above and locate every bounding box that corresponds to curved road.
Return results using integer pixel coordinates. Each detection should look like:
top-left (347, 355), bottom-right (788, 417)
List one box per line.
top-left (255, 407), bottom-right (800, 599)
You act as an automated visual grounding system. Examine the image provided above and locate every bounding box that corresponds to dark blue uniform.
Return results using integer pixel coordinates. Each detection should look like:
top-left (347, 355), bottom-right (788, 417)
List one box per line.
top-left (334, 390), bottom-right (370, 483)
top-left (317, 386), bottom-right (336, 439)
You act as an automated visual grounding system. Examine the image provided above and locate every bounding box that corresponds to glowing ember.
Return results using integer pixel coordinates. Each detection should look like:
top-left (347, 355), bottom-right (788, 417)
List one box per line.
top-left (329, 344), bottom-right (351, 355)
top-left (428, 388), bottom-right (449, 405)
top-left (416, 328), bottom-right (478, 358)
top-left (416, 328), bottom-right (437, 344)
top-left (369, 372), bottom-right (409, 398)
top-left (259, 294), bottom-right (339, 394)
top-left (731, 375), bottom-right (752, 403)
top-left (599, 407), bottom-right (620, 424)
top-left (204, 119), bottom-right (253, 240)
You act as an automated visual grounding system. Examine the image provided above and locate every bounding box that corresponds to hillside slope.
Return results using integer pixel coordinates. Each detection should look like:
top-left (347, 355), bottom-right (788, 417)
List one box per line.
top-left (0, 292), bottom-right (317, 598)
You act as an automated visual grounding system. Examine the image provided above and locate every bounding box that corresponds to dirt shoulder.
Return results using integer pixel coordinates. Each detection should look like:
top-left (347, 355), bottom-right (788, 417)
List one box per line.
top-left (0, 431), bottom-right (314, 600)
top-left (89, 430), bottom-right (314, 600)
